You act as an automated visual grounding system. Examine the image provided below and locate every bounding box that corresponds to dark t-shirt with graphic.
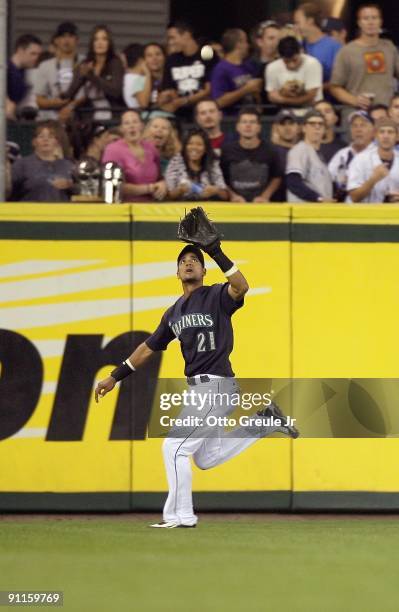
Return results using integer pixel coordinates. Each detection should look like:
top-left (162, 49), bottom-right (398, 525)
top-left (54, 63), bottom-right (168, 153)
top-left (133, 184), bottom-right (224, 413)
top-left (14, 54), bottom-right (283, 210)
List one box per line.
top-left (220, 140), bottom-right (282, 201)
top-left (145, 283), bottom-right (243, 377)
top-left (162, 51), bottom-right (216, 119)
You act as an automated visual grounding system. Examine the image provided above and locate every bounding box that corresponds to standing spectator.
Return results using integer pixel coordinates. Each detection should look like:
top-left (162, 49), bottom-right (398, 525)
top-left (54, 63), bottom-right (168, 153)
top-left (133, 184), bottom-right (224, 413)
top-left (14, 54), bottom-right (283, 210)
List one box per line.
top-left (322, 17), bottom-right (348, 45)
top-left (252, 20), bottom-right (281, 104)
top-left (10, 121), bottom-right (73, 202)
top-left (122, 44), bottom-right (150, 109)
top-left (7, 34), bottom-right (42, 119)
top-left (328, 110), bottom-right (375, 201)
top-left (165, 128), bottom-right (228, 201)
top-left (144, 43), bottom-right (166, 113)
top-left (368, 104), bottom-right (389, 123)
top-left (330, 5), bottom-right (399, 117)
top-left (62, 25), bottom-right (125, 122)
top-left (389, 95), bottom-right (399, 126)
top-left (33, 22), bottom-right (83, 121)
top-left (143, 117), bottom-right (181, 175)
top-left (166, 23), bottom-right (183, 55)
top-left (347, 117), bottom-right (399, 203)
top-left (266, 36), bottom-right (323, 110)
top-left (286, 109), bottom-right (333, 202)
top-left (102, 110), bottom-right (166, 202)
top-left (194, 98), bottom-right (225, 155)
top-left (294, 3), bottom-right (342, 88)
top-left (314, 100), bottom-right (346, 162)
top-left (220, 106), bottom-right (283, 202)
top-left (158, 21), bottom-right (216, 120)
top-left (211, 29), bottom-right (262, 116)
top-left (271, 110), bottom-right (300, 201)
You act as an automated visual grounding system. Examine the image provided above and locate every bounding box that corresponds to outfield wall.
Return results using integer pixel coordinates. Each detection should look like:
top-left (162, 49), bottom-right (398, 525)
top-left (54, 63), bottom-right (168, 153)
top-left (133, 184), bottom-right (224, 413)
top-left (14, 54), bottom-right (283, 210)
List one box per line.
top-left (1, 203), bottom-right (399, 511)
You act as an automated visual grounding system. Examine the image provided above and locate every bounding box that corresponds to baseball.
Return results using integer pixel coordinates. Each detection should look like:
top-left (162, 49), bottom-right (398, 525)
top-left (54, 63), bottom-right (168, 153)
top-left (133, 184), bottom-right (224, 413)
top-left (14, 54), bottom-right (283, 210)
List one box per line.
top-left (200, 45), bottom-right (214, 61)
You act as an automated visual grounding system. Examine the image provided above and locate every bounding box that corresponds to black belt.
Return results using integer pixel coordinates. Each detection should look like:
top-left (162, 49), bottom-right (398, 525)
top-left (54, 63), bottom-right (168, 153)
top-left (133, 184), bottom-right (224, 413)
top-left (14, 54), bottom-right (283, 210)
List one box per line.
top-left (187, 375), bottom-right (210, 386)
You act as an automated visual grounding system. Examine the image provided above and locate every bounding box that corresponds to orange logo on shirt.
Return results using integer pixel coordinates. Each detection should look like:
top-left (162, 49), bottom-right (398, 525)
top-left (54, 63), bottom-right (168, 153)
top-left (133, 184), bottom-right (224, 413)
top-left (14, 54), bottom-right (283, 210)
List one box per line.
top-left (364, 52), bottom-right (386, 73)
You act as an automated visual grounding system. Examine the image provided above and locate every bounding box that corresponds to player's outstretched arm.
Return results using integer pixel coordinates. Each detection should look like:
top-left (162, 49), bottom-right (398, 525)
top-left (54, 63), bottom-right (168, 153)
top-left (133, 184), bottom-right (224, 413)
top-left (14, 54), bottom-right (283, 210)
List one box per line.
top-left (94, 341), bottom-right (154, 403)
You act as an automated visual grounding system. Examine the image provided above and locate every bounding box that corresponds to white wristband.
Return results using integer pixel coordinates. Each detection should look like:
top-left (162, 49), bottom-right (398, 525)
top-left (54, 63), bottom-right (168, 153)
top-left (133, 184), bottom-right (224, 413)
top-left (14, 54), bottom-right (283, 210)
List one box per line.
top-left (125, 358), bottom-right (136, 371)
top-left (225, 264), bottom-right (238, 277)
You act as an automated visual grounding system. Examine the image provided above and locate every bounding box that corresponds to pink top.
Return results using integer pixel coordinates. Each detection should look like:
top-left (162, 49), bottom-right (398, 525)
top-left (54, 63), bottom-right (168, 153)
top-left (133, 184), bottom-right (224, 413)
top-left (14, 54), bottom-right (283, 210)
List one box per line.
top-left (102, 138), bottom-right (160, 202)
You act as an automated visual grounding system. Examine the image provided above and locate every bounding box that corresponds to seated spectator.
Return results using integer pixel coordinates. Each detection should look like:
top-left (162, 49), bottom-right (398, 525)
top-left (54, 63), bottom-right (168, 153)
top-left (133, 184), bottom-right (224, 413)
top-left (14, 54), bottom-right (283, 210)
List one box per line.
top-left (330, 5), bottom-right (399, 119)
top-left (158, 21), bottom-right (216, 120)
top-left (62, 25), bottom-right (125, 122)
top-left (266, 36), bottom-right (323, 111)
top-left (194, 98), bottom-right (225, 155)
top-left (271, 110), bottom-right (300, 201)
top-left (286, 109), bottom-right (333, 202)
top-left (314, 100), bottom-right (346, 162)
top-left (347, 117), bottom-right (399, 203)
top-left (143, 43), bottom-right (166, 113)
top-left (84, 125), bottom-right (120, 161)
top-left (221, 106), bottom-right (283, 202)
top-left (10, 121), bottom-right (73, 202)
top-left (7, 34), bottom-right (42, 119)
top-left (102, 110), bottom-right (166, 202)
top-left (368, 104), bottom-right (389, 124)
top-left (329, 110), bottom-right (375, 201)
top-left (322, 17), bottom-right (347, 45)
top-left (33, 22), bottom-right (83, 122)
top-left (143, 117), bottom-right (181, 174)
top-left (211, 28), bottom-right (262, 116)
top-left (123, 43), bottom-right (150, 109)
top-left (165, 128), bottom-right (228, 201)
top-left (294, 3), bottom-right (342, 89)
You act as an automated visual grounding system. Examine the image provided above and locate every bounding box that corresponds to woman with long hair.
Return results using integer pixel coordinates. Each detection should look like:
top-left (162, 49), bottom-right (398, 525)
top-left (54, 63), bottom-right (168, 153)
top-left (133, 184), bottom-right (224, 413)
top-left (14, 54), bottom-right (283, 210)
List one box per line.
top-left (165, 128), bottom-right (229, 201)
top-left (143, 116), bottom-right (181, 174)
top-left (63, 25), bottom-right (125, 122)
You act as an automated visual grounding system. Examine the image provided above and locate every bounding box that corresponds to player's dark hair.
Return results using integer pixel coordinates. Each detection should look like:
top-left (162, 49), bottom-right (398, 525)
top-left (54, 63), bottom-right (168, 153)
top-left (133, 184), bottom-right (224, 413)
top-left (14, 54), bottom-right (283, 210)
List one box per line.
top-left (237, 105), bottom-right (261, 123)
top-left (278, 36), bottom-right (301, 58)
top-left (221, 28), bottom-right (244, 54)
top-left (356, 3), bottom-right (382, 19)
top-left (168, 20), bottom-right (195, 37)
top-left (297, 2), bottom-right (324, 29)
top-left (86, 25), bottom-right (116, 63)
top-left (181, 128), bottom-right (216, 184)
top-left (177, 245), bottom-right (205, 268)
top-left (14, 33), bottom-right (42, 51)
top-left (123, 43), bottom-right (144, 68)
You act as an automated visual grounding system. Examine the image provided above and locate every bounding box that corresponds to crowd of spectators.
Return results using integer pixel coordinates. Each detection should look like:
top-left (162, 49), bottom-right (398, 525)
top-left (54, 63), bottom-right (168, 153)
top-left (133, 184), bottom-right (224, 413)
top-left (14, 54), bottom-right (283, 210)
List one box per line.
top-left (6, 2), bottom-right (399, 204)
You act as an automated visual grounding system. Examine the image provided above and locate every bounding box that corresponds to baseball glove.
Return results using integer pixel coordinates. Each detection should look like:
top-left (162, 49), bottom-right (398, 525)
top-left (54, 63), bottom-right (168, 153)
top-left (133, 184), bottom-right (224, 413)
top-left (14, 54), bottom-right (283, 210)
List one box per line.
top-left (177, 206), bottom-right (223, 253)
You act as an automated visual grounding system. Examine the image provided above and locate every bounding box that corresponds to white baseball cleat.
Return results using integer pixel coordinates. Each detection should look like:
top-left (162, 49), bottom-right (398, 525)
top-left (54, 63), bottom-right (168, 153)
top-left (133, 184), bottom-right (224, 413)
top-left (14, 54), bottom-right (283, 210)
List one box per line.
top-left (149, 521), bottom-right (196, 528)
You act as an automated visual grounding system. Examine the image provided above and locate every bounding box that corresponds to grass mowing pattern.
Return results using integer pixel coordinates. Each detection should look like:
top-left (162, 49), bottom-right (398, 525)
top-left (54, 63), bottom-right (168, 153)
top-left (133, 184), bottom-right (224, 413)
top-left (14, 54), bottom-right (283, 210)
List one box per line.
top-left (1, 517), bottom-right (399, 612)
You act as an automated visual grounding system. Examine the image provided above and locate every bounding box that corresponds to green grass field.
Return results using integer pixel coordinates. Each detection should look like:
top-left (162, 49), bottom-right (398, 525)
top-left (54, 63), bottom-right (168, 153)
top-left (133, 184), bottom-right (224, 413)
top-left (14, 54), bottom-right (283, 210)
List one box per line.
top-left (1, 515), bottom-right (399, 611)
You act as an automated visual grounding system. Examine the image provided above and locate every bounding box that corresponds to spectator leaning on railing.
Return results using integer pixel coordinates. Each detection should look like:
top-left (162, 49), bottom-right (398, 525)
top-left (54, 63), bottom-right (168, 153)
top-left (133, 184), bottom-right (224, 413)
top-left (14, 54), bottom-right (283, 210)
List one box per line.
top-left (271, 110), bottom-right (301, 202)
top-left (102, 109), bottom-right (166, 202)
top-left (165, 128), bottom-right (228, 201)
top-left (286, 109), bottom-right (333, 203)
top-left (328, 110), bottom-right (376, 202)
top-left (210, 28), bottom-right (262, 116)
top-left (347, 117), bottom-right (399, 203)
top-left (220, 106), bottom-right (283, 202)
top-left (330, 5), bottom-right (399, 120)
top-left (10, 121), bottom-right (73, 202)
top-left (265, 36), bottom-right (323, 111)
top-left (194, 99), bottom-right (226, 156)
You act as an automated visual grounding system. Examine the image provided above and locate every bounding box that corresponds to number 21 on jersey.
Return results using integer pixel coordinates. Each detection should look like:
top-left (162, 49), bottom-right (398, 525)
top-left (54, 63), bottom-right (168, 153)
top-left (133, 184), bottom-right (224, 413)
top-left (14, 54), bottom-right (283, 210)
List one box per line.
top-left (197, 331), bottom-right (216, 352)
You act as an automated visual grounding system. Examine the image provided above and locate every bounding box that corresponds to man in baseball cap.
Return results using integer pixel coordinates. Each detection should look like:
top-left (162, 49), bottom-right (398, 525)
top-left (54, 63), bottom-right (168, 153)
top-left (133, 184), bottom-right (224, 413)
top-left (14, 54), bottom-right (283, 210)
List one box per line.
top-left (271, 110), bottom-right (300, 201)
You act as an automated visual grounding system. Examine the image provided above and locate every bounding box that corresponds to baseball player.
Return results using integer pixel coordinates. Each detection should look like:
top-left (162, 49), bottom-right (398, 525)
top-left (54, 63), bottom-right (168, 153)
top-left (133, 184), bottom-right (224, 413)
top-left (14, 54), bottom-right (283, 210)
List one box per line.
top-left (95, 208), bottom-right (298, 528)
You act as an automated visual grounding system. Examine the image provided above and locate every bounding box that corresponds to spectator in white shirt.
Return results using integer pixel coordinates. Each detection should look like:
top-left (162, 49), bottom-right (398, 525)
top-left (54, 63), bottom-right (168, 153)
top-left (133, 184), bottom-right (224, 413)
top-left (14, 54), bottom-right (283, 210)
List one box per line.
top-left (347, 117), bottom-right (399, 203)
top-left (123, 44), bottom-right (152, 110)
top-left (266, 36), bottom-right (323, 111)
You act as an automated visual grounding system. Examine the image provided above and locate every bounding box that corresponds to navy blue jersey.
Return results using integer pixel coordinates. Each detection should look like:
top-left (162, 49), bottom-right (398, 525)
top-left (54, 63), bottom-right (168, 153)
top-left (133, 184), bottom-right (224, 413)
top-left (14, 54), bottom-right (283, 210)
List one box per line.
top-left (145, 283), bottom-right (244, 377)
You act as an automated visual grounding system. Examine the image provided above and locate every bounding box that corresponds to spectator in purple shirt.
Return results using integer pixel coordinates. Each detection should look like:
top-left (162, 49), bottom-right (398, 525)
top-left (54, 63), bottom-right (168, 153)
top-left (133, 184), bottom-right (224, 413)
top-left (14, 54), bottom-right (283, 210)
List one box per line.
top-left (7, 34), bottom-right (42, 119)
top-left (211, 28), bottom-right (262, 116)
